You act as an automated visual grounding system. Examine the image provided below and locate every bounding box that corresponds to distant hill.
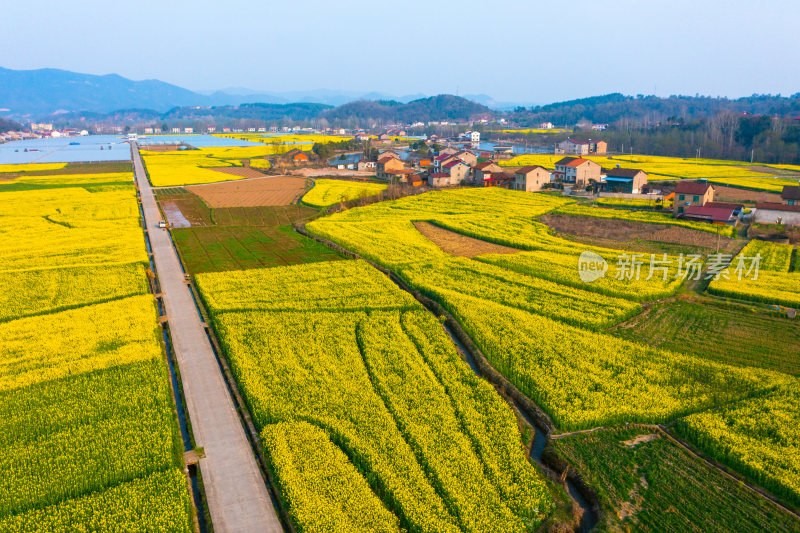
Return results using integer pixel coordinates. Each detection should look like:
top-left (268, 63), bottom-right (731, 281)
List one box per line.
top-left (323, 95), bottom-right (494, 124)
top-left (513, 93), bottom-right (800, 125)
top-left (162, 102), bottom-right (333, 122)
top-left (0, 67), bottom-right (503, 120)
top-left (0, 67), bottom-right (210, 116)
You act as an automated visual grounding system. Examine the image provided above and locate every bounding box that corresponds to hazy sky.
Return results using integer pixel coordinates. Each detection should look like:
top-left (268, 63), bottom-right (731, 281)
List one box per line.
top-left (2, 0), bottom-right (799, 103)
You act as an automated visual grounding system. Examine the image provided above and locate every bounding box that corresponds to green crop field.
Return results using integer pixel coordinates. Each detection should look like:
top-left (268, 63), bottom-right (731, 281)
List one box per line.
top-left (611, 298), bottom-right (800, 375)
top-left (156, 189), bottom-right (342, 273)
top-left (547, 427), bottom-right (800, 532)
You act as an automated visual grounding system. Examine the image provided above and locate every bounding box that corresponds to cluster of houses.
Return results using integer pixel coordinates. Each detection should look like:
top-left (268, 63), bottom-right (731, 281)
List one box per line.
top-left (671, 181), bottom-right (800, 227)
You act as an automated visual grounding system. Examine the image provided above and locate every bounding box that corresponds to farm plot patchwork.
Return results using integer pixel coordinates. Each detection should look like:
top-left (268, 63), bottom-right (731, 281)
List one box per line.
top-left (676, 383), bottom-right (800, 507)
top-left (306, 188), bottom-right (792, 430)
top-left (612, 298), bottom-right (800, 375)
top-left (141, 146), bottom-right (276, 187)
top-left (552, 203), bottom-right (738, 238)
top-left (196, 260), bottom-right (552, 532)
top-left (0, 169), bottom-right (192, 529)
top-left (547, 427), bottom-right (800, 532)
top-left (301, 178), bottom-right (387, 208)
top-left (707, 240), bottom-right (800, 307)
top-left (155, 187), bottom-right (341, 273)
top-left (498, 153), bottom-right (776, 180)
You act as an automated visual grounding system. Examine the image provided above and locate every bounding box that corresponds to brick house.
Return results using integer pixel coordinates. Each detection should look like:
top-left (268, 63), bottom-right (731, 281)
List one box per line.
top-left (553, 157), bottom-right (602, 188)
top-left (473, 161), bottom-right (502, 184)
top-left (285, 148), bottom-right (310, 163)
top-left (452, 150), bottom-right (478, 167)
top-left (674, 181), bottom-right (714, 215)
top-left (514, 166), bottom-right (551, 192)
top-left (442, 160), bottom-right (471, 183)
top-left (376, 156), bottom-right (406, 180)
top-left (556, 138), bottom-right (607, 155)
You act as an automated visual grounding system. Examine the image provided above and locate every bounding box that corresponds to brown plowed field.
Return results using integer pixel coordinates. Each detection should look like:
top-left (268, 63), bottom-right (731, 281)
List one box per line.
top-left (712, 184), bottom-right (782, 204)
top-left (187, 176), bottom-right (307, 207)
top-left (205, 166), bottom-right (268, 179)
top-left (541, 213), bottom-right (736, 250)
top-left (413, 221), bottom-right (519, 257)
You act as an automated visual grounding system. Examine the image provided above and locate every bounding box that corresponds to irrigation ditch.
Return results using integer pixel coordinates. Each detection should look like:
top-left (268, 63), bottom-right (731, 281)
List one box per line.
top-left (136, 193), bottom-right (208, 533)
top-left (294, 221), bottom-right (601, 532)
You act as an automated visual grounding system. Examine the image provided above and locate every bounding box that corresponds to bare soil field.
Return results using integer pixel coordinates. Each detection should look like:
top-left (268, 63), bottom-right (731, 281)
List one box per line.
top-left (205, 166), bottom-right (267, 179)
top-left (289, 168), bottom-right (375, 178)
top-left (746, 165), bottom-right (800, 176)
top-left (413, 221), bottom-right (519, 257)
top-left (713, 184), bottom-right (782, 204)
top-left (541, 213), bottom-right (735, 251)
top-left (187, 175), bottom-right (307, 208)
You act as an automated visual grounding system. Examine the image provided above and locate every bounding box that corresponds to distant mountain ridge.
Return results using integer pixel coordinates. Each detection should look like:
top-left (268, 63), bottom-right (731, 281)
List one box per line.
top-left (0, 66), bottom-right (502, 118)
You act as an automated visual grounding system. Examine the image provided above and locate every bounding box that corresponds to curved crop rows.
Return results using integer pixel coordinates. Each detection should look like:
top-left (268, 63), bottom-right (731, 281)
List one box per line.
top-left (196, 260), bottom-right (552, 532)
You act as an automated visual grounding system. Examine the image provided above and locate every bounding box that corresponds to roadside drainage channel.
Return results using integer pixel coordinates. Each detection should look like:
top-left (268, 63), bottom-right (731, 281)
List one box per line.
top-left (441, 323), bottom-right (597, 533)
top-left (139, 200), bottom-right (209, 533)
top-left (158, 213), bottom-right (294, 533)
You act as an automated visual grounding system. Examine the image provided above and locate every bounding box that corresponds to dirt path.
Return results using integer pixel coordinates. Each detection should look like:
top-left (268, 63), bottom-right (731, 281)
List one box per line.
top-left (413, 221), bottom-right (520, 257)
top-left (132, 143), bottom-right (283, 533)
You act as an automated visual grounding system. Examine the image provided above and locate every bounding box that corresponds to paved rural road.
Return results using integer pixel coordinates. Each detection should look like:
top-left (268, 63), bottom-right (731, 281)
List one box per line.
top-left (131, 144), bottom-right (283, 533)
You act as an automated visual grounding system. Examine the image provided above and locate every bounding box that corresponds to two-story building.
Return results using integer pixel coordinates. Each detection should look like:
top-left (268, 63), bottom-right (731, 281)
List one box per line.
top-left (673, 181), bottom-right (714, 215)
top-left (553, 157), bottom-right (602, 188)
top-left (555, 138), bottom-right (607, 155)
top-left (473, 161), bottom-right (502, 184)
top-left (513, 166), bottom-right (551, 192)
top-left (376, 156), bottom-right (406, 179)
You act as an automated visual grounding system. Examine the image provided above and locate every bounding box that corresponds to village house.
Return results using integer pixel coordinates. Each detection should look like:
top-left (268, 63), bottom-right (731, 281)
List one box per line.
top-left (442, 160), bottom-right (471, 183)
top-left (674, 181), bottom-right (714, 215)
top-left (285, 148), bottom-right (310, 164)
top-left (357, 160), bottom-right (376, 172)
top-left (376, 156), bottom-right (407, 180)
top-left (385, 168), bottom-right (415, 183)
top-left (483, 171), bottom-right (515, 189)
top-left (602, 168), bottom-right (648, 194)
top-left (433, 153), bottom-right (457, 171)
top-left (428, 172), bottom-right (453, 187)
top-left (329, 153), bottom-right (361, 170)
top-left (555, 138), bottom-right (607, 155)
top-left (683, 205), bottom-right (738, 226)
top-left (438, 146), bottom-right (459, 157)
top-left (378, 150), bottom-right (401, 161)
top-left (754, 203), bottom-right (800, 226)
top-left (553, 157), bottom-right (602, 188)
top-left (472, 161), bottom-right (502, 184)
top-left (514, 166), bottom-right (552, 192)
top-left (782, 185), bottom-right (800, 206)
top-left (452, 150), bottom-right (478, 167)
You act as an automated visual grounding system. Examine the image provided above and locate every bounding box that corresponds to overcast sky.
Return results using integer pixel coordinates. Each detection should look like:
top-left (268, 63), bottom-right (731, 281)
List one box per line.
top-left (2, 0), bottom-right (798, 104)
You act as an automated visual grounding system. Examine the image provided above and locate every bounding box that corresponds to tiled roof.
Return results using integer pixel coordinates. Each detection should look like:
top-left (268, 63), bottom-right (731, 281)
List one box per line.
top-left (565, 158), bottom-right (590, 167)
top-left (683, 206), bottom-right (735, 221)
top-left (756, 202), bottom-right (800, 213)
top-left (605, 168), bottom-right (645, 178)
top-left (782, 185), bottom-right (800, 200)
top-left (516, 165), bottom-right (547, 174)
top-left (675, 181), bottom-right (713, 195)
